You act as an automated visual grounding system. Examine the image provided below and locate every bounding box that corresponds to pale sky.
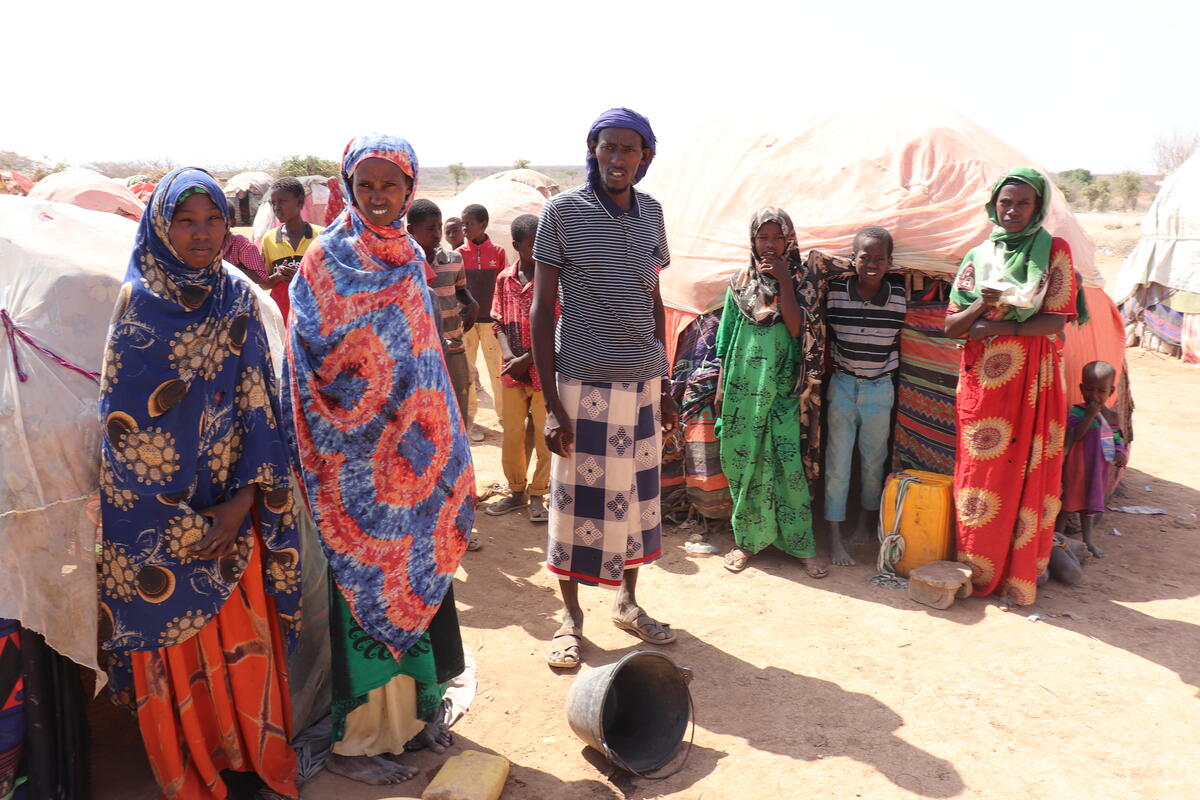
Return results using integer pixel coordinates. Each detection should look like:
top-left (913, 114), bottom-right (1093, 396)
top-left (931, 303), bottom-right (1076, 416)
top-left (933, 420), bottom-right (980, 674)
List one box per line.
top-left (5, 0), bottom-right (1197, 174)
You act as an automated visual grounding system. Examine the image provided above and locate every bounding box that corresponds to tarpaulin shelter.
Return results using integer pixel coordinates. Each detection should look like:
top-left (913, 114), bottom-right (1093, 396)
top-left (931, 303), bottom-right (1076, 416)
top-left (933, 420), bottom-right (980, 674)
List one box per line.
top-left (128, 181), bottom-right (157, 202)
top-left (1115, 151), bottom-right (1200, 363)
top-left (474, 168), bottom-right (561, 198)
top-left (223, 170), bottom-right (273, 226)
top-left (0, 197), bottom-right (329, 719)
top-left (639, 104), bottom-right (1128, 484)
top-left (27, 169), bottom-right (145, 221)
top-left (0, 171), bottom-right (34, 196)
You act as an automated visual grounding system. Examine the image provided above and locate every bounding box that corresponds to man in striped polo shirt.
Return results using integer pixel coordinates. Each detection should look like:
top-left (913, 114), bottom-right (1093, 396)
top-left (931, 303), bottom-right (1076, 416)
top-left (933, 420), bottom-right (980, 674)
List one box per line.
top-left (531, 108), bottom-right (678, 668)
top-left (824, 227), bottom-right (907, 566)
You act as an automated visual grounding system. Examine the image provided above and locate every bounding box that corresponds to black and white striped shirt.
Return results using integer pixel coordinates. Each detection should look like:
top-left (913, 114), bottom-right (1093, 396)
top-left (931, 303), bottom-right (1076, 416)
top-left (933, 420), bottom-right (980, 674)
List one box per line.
top-left (826, 277), bottom-right (906, 378)
top-left (533, 184), bottom-right (670, 382)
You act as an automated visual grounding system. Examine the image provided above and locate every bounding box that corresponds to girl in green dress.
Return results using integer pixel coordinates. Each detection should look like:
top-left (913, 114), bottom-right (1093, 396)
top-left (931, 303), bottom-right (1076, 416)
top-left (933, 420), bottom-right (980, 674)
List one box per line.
top-left (715, 207), bottom-right (828, 577)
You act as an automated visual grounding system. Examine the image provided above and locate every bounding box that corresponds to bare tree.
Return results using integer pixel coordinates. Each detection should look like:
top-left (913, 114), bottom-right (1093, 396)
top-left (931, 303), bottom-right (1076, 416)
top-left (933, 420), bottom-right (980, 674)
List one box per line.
top-left (1153, 129), bottom-right (1199, 175)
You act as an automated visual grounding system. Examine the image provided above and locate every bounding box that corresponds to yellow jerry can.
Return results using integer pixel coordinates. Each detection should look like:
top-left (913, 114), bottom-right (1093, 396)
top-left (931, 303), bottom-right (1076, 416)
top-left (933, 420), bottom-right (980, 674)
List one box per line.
top-left (880, 470), bottom-right (954, 578)
top-left (421, 750), bottom-right (510, 800)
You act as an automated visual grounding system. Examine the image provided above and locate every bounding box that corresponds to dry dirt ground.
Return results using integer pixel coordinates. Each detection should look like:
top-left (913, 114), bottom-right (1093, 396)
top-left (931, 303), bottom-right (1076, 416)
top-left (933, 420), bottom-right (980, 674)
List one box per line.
top-left (89, 213), bottom-right (1200, 799)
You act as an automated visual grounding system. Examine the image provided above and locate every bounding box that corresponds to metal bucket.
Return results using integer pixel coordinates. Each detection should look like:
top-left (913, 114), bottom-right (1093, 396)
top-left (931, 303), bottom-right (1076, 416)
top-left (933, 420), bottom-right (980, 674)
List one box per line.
top-left (566, 650), bottom-right (693, 776)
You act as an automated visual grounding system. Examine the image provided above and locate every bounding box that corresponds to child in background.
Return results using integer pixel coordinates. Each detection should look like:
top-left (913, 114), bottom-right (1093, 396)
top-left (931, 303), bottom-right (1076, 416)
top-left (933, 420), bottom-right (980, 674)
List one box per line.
top-left (459, 203), bottom-right (508, 441)
top-left (224, 230), bottom-right (269, 287)
top-left (408, 199), bottom-right (478, 419)
top-left (1058, 360), bottom-right (1128, 558)
top-left (260, 176), bottom-right (323, 324)
top-left (485, 214), bottom-right (552, 521)
top-left (824, 226), bottom-right (906, 566)
top-left (444, 216), bottom-right (466, 250)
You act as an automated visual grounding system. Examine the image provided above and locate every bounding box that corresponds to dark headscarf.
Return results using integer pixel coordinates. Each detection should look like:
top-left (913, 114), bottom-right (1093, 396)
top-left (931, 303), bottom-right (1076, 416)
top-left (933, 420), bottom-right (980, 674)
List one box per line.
top-left (729, 207), bottom-right (808, 326)
top-left (585, 107), bottom-right (657, 188)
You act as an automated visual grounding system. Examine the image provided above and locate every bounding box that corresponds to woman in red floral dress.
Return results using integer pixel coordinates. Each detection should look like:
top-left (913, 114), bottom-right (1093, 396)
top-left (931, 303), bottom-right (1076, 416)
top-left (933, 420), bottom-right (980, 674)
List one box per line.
top-left (945, 168), bottom-right (1080, 606)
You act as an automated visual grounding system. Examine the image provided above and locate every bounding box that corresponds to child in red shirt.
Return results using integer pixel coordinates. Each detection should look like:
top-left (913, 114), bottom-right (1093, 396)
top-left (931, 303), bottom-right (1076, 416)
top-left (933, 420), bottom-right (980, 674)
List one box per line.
top-left (484, 214), bottom-right (552, 522)
top-left (459, 203), bottom-right (508, 441)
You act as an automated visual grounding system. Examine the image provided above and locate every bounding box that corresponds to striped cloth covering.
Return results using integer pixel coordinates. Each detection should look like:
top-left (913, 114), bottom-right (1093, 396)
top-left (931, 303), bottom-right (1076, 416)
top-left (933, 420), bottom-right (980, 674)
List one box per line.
top-left (894, 301), bottom-right (959, 475)
top-left (683, 410), bottom-right (732, 519)
top-left (1144, 302), bottom-right (1183, 348)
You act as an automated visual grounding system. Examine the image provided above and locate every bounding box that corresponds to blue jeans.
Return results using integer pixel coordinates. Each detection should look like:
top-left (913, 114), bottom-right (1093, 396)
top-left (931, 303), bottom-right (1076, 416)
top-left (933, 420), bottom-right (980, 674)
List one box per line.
top-left (823, 370), bottom-right (894, 522)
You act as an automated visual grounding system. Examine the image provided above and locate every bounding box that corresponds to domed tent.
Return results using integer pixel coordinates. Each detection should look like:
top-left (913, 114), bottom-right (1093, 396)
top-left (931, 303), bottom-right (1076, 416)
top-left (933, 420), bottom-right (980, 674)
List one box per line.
top-left (443, 179), bottom-right (546, 328)
top-left (27, 168), bottom-right (145, 221)
top-left (223, 170), bottom-right (274, 226)
top-left (474, 168), bottom-right (560, 198)
top-left (640, 104), bottom-right (1129, 486)
top-left (1114, 151), bottom-right (1200, 363)
top-left (445, 178), bottom-right (546, 256)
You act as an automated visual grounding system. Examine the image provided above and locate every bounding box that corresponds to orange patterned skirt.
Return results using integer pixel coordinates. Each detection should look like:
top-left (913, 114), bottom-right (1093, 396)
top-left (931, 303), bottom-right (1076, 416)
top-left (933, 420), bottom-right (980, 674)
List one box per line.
top-left (130, 533), bottom-right (297, 799)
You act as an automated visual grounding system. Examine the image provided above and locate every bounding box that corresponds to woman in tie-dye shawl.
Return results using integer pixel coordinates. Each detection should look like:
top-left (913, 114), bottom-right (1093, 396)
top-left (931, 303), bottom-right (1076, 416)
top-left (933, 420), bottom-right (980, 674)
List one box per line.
top-left (285, 135), bottom-right (473, 782)
top-left (98, 166), bottom-right (300, 798)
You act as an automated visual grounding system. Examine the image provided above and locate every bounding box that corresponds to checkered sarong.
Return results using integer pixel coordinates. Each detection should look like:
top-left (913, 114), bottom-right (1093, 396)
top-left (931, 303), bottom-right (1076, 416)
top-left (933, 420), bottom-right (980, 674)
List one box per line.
top-left (547, 376), bottom-right (663, 585)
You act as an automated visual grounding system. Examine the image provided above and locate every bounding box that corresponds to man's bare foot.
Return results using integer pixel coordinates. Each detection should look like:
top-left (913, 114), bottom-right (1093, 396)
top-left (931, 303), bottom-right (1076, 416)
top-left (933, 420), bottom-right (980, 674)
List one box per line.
top-left (828, 521), bottom-right (855, 566)
top-left (1085, 540), bottom-right (1106, 558)
top-left (325, 753), bottom-right (417, 784)
top-left (850, 511), bottom-right (877, 545)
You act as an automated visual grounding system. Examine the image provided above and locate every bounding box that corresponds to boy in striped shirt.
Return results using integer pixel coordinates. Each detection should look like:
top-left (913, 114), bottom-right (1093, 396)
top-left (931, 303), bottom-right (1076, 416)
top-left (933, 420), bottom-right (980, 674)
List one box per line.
top-left (824, 227), bottom-right (906, 566)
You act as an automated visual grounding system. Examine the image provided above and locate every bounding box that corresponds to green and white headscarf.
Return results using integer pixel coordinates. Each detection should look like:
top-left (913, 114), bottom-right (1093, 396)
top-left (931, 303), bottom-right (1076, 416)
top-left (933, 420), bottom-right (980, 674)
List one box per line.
top-left (950, 167), bottom-right (1055, 322)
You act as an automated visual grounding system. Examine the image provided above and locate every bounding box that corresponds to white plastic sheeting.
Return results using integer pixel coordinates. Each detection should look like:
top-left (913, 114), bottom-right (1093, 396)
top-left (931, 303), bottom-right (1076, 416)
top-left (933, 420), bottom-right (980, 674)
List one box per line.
top-left (0, 196), bottom-right (129, 679)
top-left (1115, 151), bottom-right (1200, 305)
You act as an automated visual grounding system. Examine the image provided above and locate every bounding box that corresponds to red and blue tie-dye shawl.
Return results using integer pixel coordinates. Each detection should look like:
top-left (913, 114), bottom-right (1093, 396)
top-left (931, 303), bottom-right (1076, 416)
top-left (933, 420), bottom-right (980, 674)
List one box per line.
top-left (284, 135), bottom-right (474, 661)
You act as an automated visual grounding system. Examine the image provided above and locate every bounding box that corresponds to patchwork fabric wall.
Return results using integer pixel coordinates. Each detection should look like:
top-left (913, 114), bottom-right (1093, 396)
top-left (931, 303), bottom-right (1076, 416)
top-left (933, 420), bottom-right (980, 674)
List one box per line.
top-left (894, 302), bottom-right (960, 475)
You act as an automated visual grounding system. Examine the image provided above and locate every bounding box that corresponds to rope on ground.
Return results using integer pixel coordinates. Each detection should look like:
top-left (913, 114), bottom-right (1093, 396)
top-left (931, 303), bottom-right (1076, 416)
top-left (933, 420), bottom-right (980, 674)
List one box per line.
top-left (870, 473), bottom-right (916, 590)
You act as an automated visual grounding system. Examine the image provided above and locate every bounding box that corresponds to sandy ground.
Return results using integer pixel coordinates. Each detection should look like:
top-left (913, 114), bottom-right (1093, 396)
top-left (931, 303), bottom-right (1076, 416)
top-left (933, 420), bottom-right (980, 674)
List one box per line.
top-left (89, 213), bottom-right (1200, 799)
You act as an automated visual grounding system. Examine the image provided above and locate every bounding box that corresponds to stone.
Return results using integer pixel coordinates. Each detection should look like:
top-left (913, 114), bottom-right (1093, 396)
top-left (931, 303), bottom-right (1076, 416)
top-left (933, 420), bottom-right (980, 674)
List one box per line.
top-left (908, 560), bottom-right (974, 610)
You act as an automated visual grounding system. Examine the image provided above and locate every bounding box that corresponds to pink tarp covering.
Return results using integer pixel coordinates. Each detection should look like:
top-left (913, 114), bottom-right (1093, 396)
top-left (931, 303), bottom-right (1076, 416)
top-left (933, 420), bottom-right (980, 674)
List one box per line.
top-left (27, 169), bottom-right (145, 221)
top-left (641, 104), bottom-right (1098, 316)
top-left (0, 171), bottom-right (35, 196)
top-left (1183, 314), bottom-right (1200, 365)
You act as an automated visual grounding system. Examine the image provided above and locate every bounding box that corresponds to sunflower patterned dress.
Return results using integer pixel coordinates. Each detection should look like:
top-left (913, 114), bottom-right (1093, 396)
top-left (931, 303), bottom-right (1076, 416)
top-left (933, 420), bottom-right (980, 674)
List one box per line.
top-left (948, 237), bottom-right (1078, 604)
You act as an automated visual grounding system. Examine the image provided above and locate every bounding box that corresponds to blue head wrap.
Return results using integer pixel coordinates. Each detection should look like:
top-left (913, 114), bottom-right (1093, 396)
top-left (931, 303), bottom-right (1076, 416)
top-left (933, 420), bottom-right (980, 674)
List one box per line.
top-left (98, 166), bottom-right (301, 699)
top-left (586, 107), bottom-right (657, 188)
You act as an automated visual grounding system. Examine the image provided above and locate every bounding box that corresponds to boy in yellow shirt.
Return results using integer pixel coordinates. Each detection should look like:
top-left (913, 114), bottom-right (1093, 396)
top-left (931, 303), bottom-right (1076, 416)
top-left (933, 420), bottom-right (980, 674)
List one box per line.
top-left (260, 176), bottom-right (323, 323)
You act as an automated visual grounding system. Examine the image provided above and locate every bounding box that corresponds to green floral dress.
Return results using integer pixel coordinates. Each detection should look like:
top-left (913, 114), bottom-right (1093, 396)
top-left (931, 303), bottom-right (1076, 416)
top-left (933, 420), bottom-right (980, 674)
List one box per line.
top-left (715, 287), bottom-right (815, 557)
